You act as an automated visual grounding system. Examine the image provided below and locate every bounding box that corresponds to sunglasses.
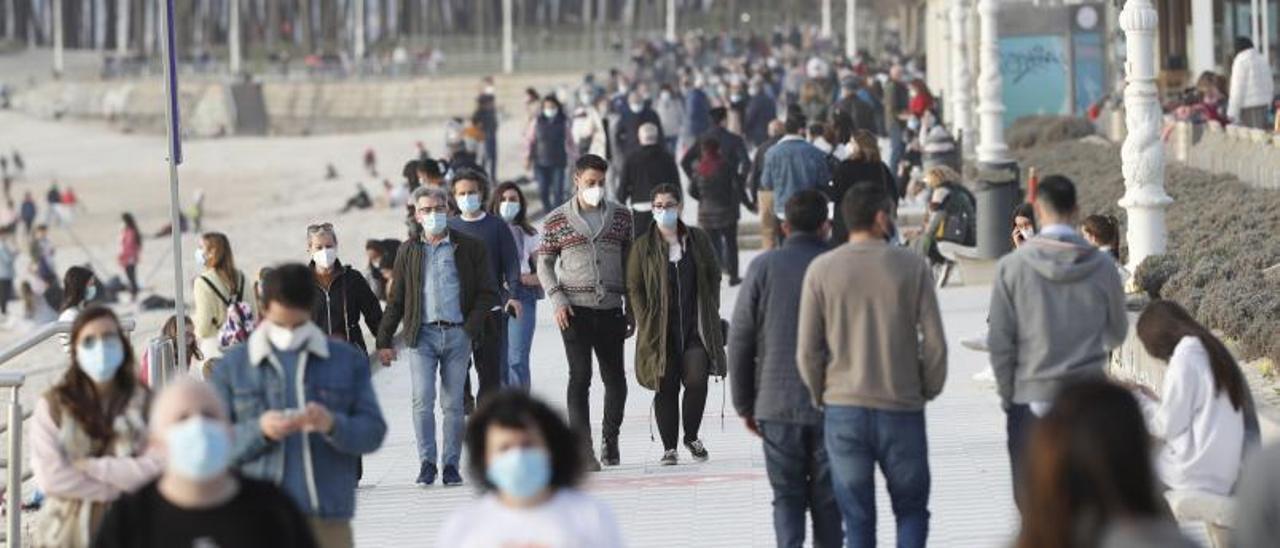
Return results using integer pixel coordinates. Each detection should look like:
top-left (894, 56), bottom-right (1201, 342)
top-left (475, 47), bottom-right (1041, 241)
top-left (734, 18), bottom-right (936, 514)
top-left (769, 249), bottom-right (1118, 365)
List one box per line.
top-left (307, 222), bottom-right (334, 234)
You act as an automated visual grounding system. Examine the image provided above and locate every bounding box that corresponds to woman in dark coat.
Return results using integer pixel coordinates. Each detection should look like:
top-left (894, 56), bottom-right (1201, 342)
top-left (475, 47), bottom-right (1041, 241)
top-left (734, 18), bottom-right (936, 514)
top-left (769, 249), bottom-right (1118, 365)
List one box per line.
top-left (826, 129), bottom-right (898, 243)
top-left (688, 136), bottom-right (745, 285)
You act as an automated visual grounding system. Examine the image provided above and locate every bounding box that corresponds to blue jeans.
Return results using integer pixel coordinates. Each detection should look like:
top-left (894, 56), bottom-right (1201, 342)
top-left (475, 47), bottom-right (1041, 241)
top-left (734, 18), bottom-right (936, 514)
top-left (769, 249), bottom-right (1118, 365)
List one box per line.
top-left (665, 135), bottom-right (679, 156)
top-left (824, 406), bottom-right (930, 548)
top-left (407, 325), bottom-right (471, 468)
top-left (535, 165), bottom-right (566, 210)
top-left (1004, 403), bottom-right (1036, 510)
top-left (484, 134), bottom-right (498, 181)
top-left (759, 420), bottom-right (844, 548)
top-left (506, 295), bottom-right (538, 388)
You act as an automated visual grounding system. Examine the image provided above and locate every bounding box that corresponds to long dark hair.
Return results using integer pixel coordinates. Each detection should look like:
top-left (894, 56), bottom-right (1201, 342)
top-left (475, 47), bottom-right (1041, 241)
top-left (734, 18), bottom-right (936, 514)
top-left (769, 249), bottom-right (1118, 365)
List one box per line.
top-left (1082, 214), bottom-right (1120, 260)
top-left (52, 306), bottom-right (142, 443)
top-left (1017, 380), bottom-right (1162, 548)
top-left (465, 390), bottom-right (584, 494)
top-left (488, 181), bottom-right (535, 236)
top-left (121, 212), bottom-right (142, 251)
top-left (61, 265), bottom-right (95, 312)
top-left (1137, 300), bottom-right (1247, 410)
top-left (162, 315), bottom-right (203, 365)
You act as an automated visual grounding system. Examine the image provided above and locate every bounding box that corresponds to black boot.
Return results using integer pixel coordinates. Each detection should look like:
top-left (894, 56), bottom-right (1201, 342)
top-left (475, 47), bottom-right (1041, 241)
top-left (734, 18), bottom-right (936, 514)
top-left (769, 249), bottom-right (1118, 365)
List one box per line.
top-left (601, 436), bottom-right (620, 466)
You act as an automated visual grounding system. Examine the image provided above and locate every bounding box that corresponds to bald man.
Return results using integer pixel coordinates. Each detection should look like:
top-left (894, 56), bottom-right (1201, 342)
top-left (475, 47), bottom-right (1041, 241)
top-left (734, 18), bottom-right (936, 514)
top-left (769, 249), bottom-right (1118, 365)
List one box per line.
top-left (94, 380), bottom-right (317, 548)
top-left (618, 122), bottom-right (680, 235)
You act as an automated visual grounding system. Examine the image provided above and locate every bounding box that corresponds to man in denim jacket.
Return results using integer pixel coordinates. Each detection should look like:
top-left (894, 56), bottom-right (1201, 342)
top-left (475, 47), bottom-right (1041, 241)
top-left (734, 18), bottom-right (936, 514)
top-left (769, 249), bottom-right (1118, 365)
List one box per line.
top-left (211, 263), bottom-right (387, 548)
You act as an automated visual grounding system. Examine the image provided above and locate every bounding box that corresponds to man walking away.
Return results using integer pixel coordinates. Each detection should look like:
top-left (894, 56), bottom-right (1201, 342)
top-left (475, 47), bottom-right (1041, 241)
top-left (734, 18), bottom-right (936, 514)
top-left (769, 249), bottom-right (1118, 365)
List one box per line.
top-left (797, 182), bottom-right (947, 548)
top-left (476, 77), bottom-right (500, 180)
top-left (618, 123), bottom-right (680, 236)
top-left (761, 114), bottom-right (831, 240)
top-left (750, 120), bottom-right (786, 250)
top-left (987, 175), bottom-right (1127, 508)
top-left (538, 154), bottom-right (635, 470)
top-left (730, 190), bottom-right (842, 548)
top-left (1228, 37), bottom-right (1275, 129)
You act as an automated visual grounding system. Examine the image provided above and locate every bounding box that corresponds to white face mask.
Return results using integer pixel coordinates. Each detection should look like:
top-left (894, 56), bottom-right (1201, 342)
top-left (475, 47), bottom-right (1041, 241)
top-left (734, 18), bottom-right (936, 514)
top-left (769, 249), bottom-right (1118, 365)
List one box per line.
top-left (313, 247), bottom-right (337, 270)
top-left (543, 107), bottom-right (557, 118)
top-left (629, 102), bottom-right (644, 113)
top-left (580, 186), bottom-right (604, 207)
top-left (499, 201), bottom-right (521, 222)
top-left (265, 322), bottom-right (303, 351)
top-left (194, 248), bottom-right (207, 267)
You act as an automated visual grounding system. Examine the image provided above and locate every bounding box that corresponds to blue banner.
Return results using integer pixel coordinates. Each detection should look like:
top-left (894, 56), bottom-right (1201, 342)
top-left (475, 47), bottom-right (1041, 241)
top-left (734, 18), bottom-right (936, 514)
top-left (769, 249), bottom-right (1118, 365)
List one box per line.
top-left (999, 35), bottom-right (1070, 127)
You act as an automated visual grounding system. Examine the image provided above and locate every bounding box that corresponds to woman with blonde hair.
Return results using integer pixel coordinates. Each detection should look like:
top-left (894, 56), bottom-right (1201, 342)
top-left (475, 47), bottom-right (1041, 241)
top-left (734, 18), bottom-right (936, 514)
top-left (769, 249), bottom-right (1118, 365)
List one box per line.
top-left (915, 166), bottom-right (975, 269)
top-left (191, 232), bottom-right (250, 359)
top-left (826, 129), bottom-right (898, 242)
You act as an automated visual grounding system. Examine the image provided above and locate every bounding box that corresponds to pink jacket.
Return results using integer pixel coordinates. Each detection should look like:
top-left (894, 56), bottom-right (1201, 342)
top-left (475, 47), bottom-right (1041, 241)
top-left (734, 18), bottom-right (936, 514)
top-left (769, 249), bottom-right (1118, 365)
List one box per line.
top-left (118, 228), bottom-right (140, 267)
top-left (30, 396), bottom-right (161, 502)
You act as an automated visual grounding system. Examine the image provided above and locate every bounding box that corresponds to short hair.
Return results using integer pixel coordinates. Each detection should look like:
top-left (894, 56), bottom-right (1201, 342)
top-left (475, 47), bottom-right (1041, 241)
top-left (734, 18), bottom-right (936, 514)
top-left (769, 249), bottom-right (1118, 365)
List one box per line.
top-left (465, 390), bottom-right (584, 493)
top-left (709, 107), bottom-right (728, 125)
top-left (785, 190), bottom-right (828, 233)
top-left (416, 158), bottom-right (444, 179)
top-left (450, 168), bottom-right (490, 202)
top-left (650, 183), bottom-right (682, 204)
top-left (411, 185), bottom-right (450, 206)
top-left (784, 113), bottom-right (807, 135)
top-left (261, 263), bottom-right (316, 311)
top-left (638, 123), bottom-right (660, 145)
top-left (1236, 36), bottom-right (1254, 54)
top-left (1035, 175), bottom-right (1078, 216)
top-left (401, 160), bottom-right (419, 180)
top-left (840, 181), bottom-right (893, 232)
top-left (573, 154), bottom-right (609, 176)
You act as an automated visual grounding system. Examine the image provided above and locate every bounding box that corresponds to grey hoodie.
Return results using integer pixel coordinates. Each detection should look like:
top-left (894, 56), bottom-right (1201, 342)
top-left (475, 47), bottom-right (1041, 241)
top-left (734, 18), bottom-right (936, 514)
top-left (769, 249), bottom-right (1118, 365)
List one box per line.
top-left (987, 231), bottom-right (1127, 405)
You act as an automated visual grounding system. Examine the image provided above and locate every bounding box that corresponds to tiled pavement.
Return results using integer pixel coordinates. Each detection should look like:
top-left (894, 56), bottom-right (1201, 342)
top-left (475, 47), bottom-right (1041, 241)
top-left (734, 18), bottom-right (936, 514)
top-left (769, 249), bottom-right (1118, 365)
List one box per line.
top-left (352, 258), bottom-right (1028, 547)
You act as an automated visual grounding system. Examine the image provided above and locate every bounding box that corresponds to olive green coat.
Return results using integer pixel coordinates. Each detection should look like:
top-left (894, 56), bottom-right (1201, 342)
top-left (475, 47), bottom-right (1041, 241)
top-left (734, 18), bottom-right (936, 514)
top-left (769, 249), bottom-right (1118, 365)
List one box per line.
top-left (627, 223), bottom-right (727, 391)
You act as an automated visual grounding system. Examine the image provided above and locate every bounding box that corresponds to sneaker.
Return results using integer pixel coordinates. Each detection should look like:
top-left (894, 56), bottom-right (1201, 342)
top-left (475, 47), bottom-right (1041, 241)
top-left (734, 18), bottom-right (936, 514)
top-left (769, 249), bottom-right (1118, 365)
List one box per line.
top-left (728, 277), bottom-right (742, 287)
top-left (683, 439), bottom-right (709, 462)
top-left (601, 437), bottom-right (620, 467)
top-left (659, 449), bottom-right (678, 466)
top-left (441, 465), bottom-right (463, 486)
top-left (960, 331), bottom-right (989, 353)
top-left (415, 461), bottom-right (437, 487)
top-left (586, 453), bottom-right (603, 472)
top-left (972, 366), bottom-right (996, 383)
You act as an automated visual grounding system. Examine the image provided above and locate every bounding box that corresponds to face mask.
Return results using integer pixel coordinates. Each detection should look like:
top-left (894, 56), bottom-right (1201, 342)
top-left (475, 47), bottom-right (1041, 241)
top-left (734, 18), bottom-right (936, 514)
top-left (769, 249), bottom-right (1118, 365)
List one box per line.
top-left (486, 448), bottom-right (552, 501)
top-left (730, 94), bottom-right (743, 103)
top-left (1020, 228), bottom-right (1036, 241)
top-left (542, 108), bottom-right (557, 118)
top-left (907, 117), bottom-right (921, 131)
top-left (484, 85), bottom-right (495, 95)
top-left (194, 248), bottom-right (207, 267)
top-left (659, 91), bottom-right (672, 101)
top-left (499, 201), bottom-right (521, 222)
top-left (580, 186), bottom-right (604, 207)
top-left (655, 208), bottom-right (679, 229)
top-left (629, 102), bottom-right (644, 113)
top-left (266, 322), bottom-right (302, 351)
top-left (457, 194), bottom-right (482, 215)
top-left (165, 416), bottom-right (232, 481)
top-left (313, 247), bottom-right (337, 270)
top-left (420, 212), bottom-right (448, 236)
top-left (84, 285), bottom-right (97, 302)
top-left (77, 335), bottom-right (125, 382)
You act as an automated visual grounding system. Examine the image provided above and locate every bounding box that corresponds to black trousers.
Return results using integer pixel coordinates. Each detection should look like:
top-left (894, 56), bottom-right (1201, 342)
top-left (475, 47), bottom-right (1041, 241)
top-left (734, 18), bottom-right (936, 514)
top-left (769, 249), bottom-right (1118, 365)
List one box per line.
top-left (654, 343), bottom-right (709, 450)
top-left (0, 279), bottom-right (11, 315)
top-left (706, 226), bottom-right (740, 280)
top-left (124, 264), bottom-right (139, 297)
top-left (562, 306), bottom-right (628, 443)
top-left (467, 310), bottom-right (506, 407)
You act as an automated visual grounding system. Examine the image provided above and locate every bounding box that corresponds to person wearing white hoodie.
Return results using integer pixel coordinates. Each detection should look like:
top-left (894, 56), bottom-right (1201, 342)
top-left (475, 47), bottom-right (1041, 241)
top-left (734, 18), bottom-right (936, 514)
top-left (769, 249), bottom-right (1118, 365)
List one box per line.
top-left (1228, 36), bottom-right (1275, 129)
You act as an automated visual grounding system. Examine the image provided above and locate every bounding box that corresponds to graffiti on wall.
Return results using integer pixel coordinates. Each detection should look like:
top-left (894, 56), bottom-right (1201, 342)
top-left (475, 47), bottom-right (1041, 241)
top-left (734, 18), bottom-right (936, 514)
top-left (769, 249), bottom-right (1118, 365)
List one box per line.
top-left (999, 35), bottom-right (1070, 126)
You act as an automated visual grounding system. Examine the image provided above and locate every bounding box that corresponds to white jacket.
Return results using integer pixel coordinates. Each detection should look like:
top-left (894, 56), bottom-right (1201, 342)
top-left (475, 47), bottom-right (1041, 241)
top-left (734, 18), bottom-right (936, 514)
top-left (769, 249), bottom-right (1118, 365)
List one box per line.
top-left (1228, 48), bottom-right (1274, 119)
top-left (1139, 336), bottom-right (1245, 495)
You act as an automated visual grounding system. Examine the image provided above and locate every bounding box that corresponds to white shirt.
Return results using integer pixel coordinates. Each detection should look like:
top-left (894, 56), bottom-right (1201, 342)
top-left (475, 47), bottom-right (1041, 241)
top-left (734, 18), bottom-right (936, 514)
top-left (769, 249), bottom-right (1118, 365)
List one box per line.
top-left (438, 489), bottom-right (624, 548)
top-left (1139, 336), bottom-right (1245, 495)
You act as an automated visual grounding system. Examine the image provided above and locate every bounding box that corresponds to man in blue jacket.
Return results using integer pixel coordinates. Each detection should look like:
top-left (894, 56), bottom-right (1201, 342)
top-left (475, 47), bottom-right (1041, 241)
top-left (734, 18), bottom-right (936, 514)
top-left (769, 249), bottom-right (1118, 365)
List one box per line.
top-left (761, 114), bottom-right (831, 221)
top-left (212, 263), bottom-right (387, 548)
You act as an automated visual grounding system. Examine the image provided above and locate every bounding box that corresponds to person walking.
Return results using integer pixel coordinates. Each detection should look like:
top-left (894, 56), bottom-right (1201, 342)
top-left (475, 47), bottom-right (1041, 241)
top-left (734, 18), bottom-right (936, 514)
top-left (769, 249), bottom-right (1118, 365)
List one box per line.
top-left (654, 84), bottom-right (685, 155)
top-left (797, 182), bottom-right (948, 548)
top-left (687, 135), bottom-right (746, 285)
top-left (476, 77), bottom-right (500, 179)
top-left (613, 91), bottom-right (664, 166)
top-left (827, 130), bottom-right (898, 243)
top-left (19, 191), bottom-right (36, 234)
top-left (438, 390), bottom-right (624, 547)
top-left (761, 114), bottom-right (831, 239)
top-left (750, 120), bottom-right (786, 250)
top-left (93, 379), bottom-right (317, 548)
top-left (376, 186), bottom-right (498, 487)
top-left (987, 175), bottom-right (1128, 509)
top-left (729, 190), bottom-right (842, 548)
top-left (306, 223), bottom-right (382, 352)
top-left (118, 213), bottom-right (142, 301)
top-left (210, 264), bottom-right (386, 548)
top-left (682, 75), bottom-right (712, 150)
top-left (448, 169), bottom-right (521, 405)
top-left (0, 234), bottom-right (14, 318)
top-left (192, 232), bottom-right (250, 360)
top-left (529, 94), bottom-right (574, 209)
top-left (1228, 36), bottom-right (1274, 129)
top-left (743, 79), bottom-right (778, 149)
top-left (30, 307), bottom-right (162, 547)
top-left (491, 182), bottom-right (543, 389)
top-left (628, 184), bottom-right (724, 466)
top-left (537, 154), bottom-right (634, 469)
top-left (618, 123), bottom-right (680, 235)
top-left (883, 65), bottom-right (911, 176)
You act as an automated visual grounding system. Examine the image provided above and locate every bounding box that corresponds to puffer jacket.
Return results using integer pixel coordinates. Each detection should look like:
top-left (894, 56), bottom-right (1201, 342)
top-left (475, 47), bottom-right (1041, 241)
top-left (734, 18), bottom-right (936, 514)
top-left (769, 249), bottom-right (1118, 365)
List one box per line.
top-left (627, 224), bottom-right (726, 391)
top-left (1229, 47), bottom-right (1275, 118)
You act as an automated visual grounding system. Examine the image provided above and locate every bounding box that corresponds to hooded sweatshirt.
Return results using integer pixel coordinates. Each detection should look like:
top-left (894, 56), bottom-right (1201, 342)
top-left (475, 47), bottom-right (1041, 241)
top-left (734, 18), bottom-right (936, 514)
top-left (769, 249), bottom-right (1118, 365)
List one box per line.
top-left (987, 227), bottom-right (1127, 406)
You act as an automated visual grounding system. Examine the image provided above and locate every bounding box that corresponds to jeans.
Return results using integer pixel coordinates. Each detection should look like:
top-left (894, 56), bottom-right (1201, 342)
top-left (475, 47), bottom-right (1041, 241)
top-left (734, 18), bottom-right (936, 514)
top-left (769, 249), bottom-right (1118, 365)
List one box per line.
top-left (407, 325), bottom-right (471, 468)
top-left (665, 136), bottom-right (679, 156)
top-left (506, 295), bottom-right (538, 388)
top-left (705, 226), bottom-right (740, 281)
top-left (888, 124), bottom-right (905, 181)
top-left (1005, 403), bottom-right (1036, 511)
top-left (484, 134), bottom-right (498, 181)
top-left (825, 406), bottom-right (930, 548)
top-left (654, 344), bottom-right (709, 450)
top-left (535, 165), bottom-right (566, 210)
top-left (562, 306), bottom-right (628, 443)
top-left (759, 420), bottom-right (844, 548)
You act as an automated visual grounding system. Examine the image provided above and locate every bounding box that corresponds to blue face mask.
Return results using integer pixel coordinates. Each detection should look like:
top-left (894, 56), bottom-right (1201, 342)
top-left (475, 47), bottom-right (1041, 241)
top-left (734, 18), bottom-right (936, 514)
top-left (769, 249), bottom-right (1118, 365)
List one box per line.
top-left (457, 194), bottom-right (482, 214)
top-left (420, 212), bottom-right (448, 236)
top-left (77, 335), bottom-right (125, 382)
top-left (655, 208), bottom-right (679, 229)
top-left (165, 416), bottom-right (232, 481)
top-left (499, 201), bottom-right (521, 222)
top-left (486, 447), bottom-right (552, 501)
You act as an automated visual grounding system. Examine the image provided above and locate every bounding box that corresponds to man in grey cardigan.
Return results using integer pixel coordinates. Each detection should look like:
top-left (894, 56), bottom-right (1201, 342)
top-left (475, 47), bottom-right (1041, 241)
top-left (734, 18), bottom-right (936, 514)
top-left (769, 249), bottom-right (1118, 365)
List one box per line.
top-left (986, 175), bottom-right (1127, 508)
top-left (729, 190), bottom-right (841, 548)
top-left (797, 182), bottom-right (947, 548)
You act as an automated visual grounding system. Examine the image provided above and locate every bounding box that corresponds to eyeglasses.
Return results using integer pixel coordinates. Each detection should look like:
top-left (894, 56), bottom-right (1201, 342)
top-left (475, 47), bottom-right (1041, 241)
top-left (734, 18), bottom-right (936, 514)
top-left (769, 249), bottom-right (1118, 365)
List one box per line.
top-left (652, 201), bottom-right (680, 210)
top-left (416, 205), bottom-right (449, 215)
top-left (307, 222), bottom-right (334, 234)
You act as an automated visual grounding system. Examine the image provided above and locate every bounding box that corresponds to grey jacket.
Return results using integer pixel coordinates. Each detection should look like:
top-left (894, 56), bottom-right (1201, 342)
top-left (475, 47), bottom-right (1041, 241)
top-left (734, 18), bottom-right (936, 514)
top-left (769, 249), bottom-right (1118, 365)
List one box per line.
top-left (729, 233), bottom-right (828, 424)
top-left (987, 231), bottom-right (1127, 406)
top-left (536, 198), bottom-right (634, 311)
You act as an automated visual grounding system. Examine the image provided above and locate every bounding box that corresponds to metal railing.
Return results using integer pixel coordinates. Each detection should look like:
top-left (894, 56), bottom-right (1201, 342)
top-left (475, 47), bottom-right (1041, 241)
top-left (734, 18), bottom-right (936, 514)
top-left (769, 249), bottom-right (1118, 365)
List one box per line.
top-left (0, 318), bottom-right (137, 547)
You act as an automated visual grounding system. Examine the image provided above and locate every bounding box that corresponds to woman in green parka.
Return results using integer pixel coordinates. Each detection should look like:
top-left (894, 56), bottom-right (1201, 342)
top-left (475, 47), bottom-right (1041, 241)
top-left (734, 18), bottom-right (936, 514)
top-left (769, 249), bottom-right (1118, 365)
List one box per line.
top-left (626, 183), bottom-right (727, 467)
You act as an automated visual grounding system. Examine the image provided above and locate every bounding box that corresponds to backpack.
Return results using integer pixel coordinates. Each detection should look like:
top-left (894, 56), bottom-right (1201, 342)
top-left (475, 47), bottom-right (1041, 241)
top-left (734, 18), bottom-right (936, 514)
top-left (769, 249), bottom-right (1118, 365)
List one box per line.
top-left (936, 184), bottom-right (977, 247)
top-left (200, 274), bottom-right (253, 348)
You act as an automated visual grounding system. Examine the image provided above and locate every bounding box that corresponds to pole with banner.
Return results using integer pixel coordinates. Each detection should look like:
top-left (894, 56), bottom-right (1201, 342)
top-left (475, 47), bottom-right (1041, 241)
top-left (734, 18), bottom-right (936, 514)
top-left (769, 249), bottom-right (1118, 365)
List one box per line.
top-left (159, 0), bottom-right (188, 380)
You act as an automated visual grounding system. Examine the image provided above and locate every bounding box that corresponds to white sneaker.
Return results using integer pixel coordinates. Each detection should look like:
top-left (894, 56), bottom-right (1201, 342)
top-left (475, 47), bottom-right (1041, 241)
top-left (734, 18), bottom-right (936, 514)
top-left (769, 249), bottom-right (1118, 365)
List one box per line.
top-left (961, 331), bottom-right (989, 353)
top-left (972, 366), bottom-right (996, 383)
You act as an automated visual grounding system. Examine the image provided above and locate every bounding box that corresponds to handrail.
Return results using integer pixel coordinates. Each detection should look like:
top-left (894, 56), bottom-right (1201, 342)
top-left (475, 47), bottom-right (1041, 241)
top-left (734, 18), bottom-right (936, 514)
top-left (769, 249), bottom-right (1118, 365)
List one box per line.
top-left (0, 319), bottom-right (137, 368)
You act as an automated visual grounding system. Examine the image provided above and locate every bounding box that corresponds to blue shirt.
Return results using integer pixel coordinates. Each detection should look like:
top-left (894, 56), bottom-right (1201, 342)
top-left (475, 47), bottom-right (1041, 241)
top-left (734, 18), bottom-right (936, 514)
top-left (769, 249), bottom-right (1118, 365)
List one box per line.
top-left (271, 348), bottom-right (310, 513)
top-left (422, 236), bottom-right (464, 324)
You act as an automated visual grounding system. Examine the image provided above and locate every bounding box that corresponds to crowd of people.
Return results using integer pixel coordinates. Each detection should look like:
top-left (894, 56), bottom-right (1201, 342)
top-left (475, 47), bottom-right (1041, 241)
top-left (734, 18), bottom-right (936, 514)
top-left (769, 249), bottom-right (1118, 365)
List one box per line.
top-left (9, 24), bottom-right (1280, 548)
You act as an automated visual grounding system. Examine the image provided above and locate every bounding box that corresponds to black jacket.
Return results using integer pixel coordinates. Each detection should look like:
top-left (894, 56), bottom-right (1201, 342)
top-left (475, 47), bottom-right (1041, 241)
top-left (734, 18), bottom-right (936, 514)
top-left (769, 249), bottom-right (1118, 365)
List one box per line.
top-left (743, 94), bottom-right (776, 147)
top-left (311, 261), bottom-right (383, 352)
top-left (688, 154), bottom-right (745, 229)
top-left (826, 158), bottom-right (898, 243)
top-left (681, 127), bottom-right (749, 193)
top-left (614, 108), bottom-right (664, 159)
top-left (618, 144), bottom-right (680, 206)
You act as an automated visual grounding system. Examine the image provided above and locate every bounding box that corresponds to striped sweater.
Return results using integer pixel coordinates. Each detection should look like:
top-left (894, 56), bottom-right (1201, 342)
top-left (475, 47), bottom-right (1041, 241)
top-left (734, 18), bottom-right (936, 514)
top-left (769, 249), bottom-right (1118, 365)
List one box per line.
top-left (537, 198), bottom-right (633, 310)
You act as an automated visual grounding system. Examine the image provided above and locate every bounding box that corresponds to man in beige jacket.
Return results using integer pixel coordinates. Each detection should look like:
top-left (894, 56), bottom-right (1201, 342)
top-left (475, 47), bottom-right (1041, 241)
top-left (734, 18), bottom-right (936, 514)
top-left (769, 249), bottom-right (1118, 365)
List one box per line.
top-left (796, 181), bottom-right (947, 548)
